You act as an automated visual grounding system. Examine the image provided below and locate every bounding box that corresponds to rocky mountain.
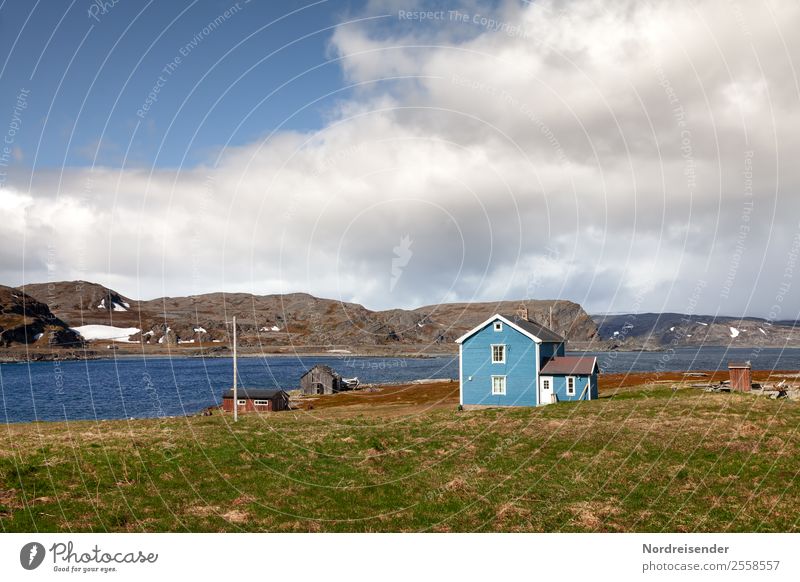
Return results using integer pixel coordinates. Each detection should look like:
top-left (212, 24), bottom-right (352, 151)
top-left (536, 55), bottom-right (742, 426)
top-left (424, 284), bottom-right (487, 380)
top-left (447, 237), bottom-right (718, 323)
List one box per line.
top-left (411, 299), bottom-right (599, 345)
top-left (594, 312), bottom-right (800, 349)
top-left (17, 280), bottom-right (797, 354)
top-left (14, 281), bottom-right (599, 354)
top-left (20, 281), bottom-right (138, 317)
top-left (0, 285), bottom-right (82, 348)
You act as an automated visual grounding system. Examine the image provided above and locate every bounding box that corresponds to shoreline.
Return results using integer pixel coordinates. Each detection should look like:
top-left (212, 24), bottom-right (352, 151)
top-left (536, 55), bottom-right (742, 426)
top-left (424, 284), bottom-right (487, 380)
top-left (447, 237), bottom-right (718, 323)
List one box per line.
top-left (3, 369), bottom-right (798, 426)
top-left (4, 343), bottom-right (800, 363)
top-left (0, 350), bottom-right (458, 364)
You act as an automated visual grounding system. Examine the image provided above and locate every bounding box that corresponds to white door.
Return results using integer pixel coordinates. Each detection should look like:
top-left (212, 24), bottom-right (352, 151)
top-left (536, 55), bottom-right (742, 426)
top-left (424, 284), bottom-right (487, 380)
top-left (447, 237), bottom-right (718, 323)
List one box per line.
top-left (539, 376), bottom-right (554, 405)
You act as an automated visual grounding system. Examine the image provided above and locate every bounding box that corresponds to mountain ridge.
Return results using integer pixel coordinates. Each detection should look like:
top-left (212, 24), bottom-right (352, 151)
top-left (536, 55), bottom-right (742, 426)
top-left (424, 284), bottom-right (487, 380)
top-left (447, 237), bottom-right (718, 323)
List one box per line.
top-left (593, 312), bottom-right (800, 349)
top-left (8, 281), bottom-right (598, 354)
top-left (7, 281), bottom-right (797, 356)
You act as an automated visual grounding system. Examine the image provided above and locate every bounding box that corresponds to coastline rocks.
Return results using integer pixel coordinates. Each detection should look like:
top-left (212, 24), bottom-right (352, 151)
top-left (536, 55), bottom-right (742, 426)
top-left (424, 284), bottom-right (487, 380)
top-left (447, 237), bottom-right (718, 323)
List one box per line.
top-left (0, 286), bottom-right (83, 348)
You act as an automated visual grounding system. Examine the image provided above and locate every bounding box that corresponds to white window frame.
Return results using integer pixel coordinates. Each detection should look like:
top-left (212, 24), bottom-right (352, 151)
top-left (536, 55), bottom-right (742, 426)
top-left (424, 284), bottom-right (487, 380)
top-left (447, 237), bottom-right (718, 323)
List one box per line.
top-left (566, 376), bottom-right (576, 396)
top-left (253, 399), bottom-right (270, 406)
top-left (491, 344), bottom-right (506, 364)
top-left (542, 378), bottom-right (551, 391)
top-left (237, 399), bottom-right (247, 405)
top-left (491, 375), bottom-right (506, 395)
top-left (494, 321), bottom-right (503, 332)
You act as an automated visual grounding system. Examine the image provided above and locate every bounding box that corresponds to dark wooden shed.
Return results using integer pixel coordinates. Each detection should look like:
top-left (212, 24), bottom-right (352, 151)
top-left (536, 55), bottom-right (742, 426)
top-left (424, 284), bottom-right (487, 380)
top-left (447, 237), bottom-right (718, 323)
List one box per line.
top-left (222, 388), bottom-right (289, 412)
top-left (300, 364), bottom-right (344, 395)
top-left (728, 361), bottom-right (752, 392)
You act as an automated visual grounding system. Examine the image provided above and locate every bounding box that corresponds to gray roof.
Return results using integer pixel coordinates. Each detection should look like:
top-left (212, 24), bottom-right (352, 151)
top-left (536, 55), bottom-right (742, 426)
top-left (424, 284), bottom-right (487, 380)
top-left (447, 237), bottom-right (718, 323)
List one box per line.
top-left (503, 314), bottom-right (564, 343)
top-left (222, 388), bottom-right (288, 399)
top-left (300, 364), bottom-right (341, 379)
top-left (540, 356), bottom-right (598, 375)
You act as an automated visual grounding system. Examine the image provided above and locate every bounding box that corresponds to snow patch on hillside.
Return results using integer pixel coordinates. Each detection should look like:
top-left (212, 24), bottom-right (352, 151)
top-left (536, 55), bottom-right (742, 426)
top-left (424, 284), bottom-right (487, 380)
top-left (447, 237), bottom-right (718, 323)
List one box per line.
top-left (730, 327), bottom-right (740, 338)
top-left (96, 298), bottom-right (127, 311)
top-left (72, 325), bottom-right (140, 342)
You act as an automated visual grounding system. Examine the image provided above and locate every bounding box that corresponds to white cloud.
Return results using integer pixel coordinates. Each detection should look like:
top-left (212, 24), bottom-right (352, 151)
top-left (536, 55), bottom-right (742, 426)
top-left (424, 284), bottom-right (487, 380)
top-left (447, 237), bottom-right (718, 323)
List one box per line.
top-left (4, 0), bottom-right (800, 318)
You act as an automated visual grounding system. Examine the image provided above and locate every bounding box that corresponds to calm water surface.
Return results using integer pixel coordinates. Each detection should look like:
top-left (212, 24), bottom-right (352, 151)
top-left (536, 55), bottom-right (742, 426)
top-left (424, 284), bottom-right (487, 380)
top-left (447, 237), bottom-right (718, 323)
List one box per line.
top-left (1, 347), bottom-right (798, 423)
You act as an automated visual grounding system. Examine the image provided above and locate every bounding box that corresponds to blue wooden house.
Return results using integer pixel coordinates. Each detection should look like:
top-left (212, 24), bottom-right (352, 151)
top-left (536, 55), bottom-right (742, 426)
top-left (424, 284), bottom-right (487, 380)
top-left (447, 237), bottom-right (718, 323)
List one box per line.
top-left (456, 307), bottom-right (598, 407)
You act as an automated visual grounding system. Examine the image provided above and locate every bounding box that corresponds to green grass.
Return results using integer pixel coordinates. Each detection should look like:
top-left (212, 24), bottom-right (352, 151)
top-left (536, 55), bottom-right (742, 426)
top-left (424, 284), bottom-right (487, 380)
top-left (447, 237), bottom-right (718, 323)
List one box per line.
top-left (1, 386), bottom-right (798, 532)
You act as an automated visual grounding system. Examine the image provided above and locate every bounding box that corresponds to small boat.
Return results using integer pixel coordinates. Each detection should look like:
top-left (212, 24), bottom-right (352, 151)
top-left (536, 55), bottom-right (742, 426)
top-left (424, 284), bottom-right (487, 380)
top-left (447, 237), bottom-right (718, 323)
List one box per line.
top-left (342, 377), bottom-right (360, 389)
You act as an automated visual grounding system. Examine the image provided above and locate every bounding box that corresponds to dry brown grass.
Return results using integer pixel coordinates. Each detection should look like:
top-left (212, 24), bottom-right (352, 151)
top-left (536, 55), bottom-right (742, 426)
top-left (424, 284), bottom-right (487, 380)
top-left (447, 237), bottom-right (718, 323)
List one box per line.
top-left (1, 375), bottom-right (798, 532)
top-left (299, 380), bottom-right (459, 415)
top-left (600, 370), bottom-right (795, 391)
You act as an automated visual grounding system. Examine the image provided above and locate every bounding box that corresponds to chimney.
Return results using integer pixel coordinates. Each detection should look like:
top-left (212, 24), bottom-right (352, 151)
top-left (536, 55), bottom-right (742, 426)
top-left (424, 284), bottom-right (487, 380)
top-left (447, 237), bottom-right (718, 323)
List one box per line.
top-left (516, 304), bottom-right (529, 321)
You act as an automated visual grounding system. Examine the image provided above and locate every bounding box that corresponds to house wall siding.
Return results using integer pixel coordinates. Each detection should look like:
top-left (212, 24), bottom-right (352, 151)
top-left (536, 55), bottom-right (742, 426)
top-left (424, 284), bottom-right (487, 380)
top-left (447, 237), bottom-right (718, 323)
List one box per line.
top-left (729, 367), bottom-right (751, 392)
top-left (221, 395), bottom-right (288, 412)
top-left (300, 367), bottom-right (342, 395)
top-left (549, 371), bottom-right (599, 402)
top-left (461, 320), bottom-right (539, 407)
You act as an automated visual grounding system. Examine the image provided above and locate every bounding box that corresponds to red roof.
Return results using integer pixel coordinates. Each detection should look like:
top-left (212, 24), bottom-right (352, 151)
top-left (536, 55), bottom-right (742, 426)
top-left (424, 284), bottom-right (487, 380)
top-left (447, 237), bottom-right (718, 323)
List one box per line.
top-left (540, 356), bottom-right (598, 375)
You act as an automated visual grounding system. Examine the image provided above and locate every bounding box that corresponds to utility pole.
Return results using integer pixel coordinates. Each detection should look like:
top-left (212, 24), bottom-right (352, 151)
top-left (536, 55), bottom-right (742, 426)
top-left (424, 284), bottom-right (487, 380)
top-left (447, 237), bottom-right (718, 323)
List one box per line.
top-left (232, 315), bottom-right (238, 423)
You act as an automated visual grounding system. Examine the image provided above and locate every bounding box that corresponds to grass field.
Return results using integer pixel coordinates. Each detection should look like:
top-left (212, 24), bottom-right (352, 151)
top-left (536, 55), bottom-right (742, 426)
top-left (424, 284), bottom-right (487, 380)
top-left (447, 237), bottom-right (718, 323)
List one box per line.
top-left (1, 373), bottom-right (798, 532)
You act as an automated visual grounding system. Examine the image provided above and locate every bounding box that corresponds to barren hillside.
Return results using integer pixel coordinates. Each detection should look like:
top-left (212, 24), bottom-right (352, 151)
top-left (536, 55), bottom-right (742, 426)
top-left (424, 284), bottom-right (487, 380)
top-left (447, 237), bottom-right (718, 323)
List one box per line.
top-left (15, 281), bottom-right (598, 354)
top-left (0, 285), bottom-right (82, 348)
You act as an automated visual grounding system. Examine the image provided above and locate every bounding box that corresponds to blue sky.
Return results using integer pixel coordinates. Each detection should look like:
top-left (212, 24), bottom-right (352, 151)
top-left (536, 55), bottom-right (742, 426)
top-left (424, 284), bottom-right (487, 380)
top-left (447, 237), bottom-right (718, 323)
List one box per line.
top-left (0, 0), bottom-right (359, 168)
top-left (1, 0), bottom-right (799, 319)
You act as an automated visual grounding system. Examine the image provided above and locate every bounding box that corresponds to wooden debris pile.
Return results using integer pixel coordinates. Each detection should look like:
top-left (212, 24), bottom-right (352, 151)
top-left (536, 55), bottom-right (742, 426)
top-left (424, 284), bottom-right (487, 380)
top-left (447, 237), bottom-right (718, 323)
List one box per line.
top-left (698, 378), bottom-right (800, 400)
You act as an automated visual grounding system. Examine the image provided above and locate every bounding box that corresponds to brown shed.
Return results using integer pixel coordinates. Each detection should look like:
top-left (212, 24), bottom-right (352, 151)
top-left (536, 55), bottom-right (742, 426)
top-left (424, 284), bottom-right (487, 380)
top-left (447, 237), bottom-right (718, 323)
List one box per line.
top-left (221, 388), bottom-right (289, 413)
top-left (728, 361), bottom-right (752, 392)
top-left (300, 364), bottom-right (344, 395)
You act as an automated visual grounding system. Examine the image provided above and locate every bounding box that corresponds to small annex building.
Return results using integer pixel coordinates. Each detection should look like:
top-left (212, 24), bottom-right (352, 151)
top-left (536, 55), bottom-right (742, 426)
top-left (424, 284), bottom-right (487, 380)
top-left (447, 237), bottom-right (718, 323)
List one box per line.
top-left (300, 364), bottom-right (345, 395)
top-left (222, 388), bottom-right (289, 412)
top-left (455, 306), bottom-right (599, 407)
top-left (539, 356), bottom-right (599, 402)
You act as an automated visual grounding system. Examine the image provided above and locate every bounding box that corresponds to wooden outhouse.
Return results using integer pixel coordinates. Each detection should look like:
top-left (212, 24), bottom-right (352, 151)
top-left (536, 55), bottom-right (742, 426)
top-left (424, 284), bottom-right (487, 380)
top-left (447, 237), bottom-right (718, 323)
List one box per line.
top-left (728, 361), bottom-right (752, 392)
